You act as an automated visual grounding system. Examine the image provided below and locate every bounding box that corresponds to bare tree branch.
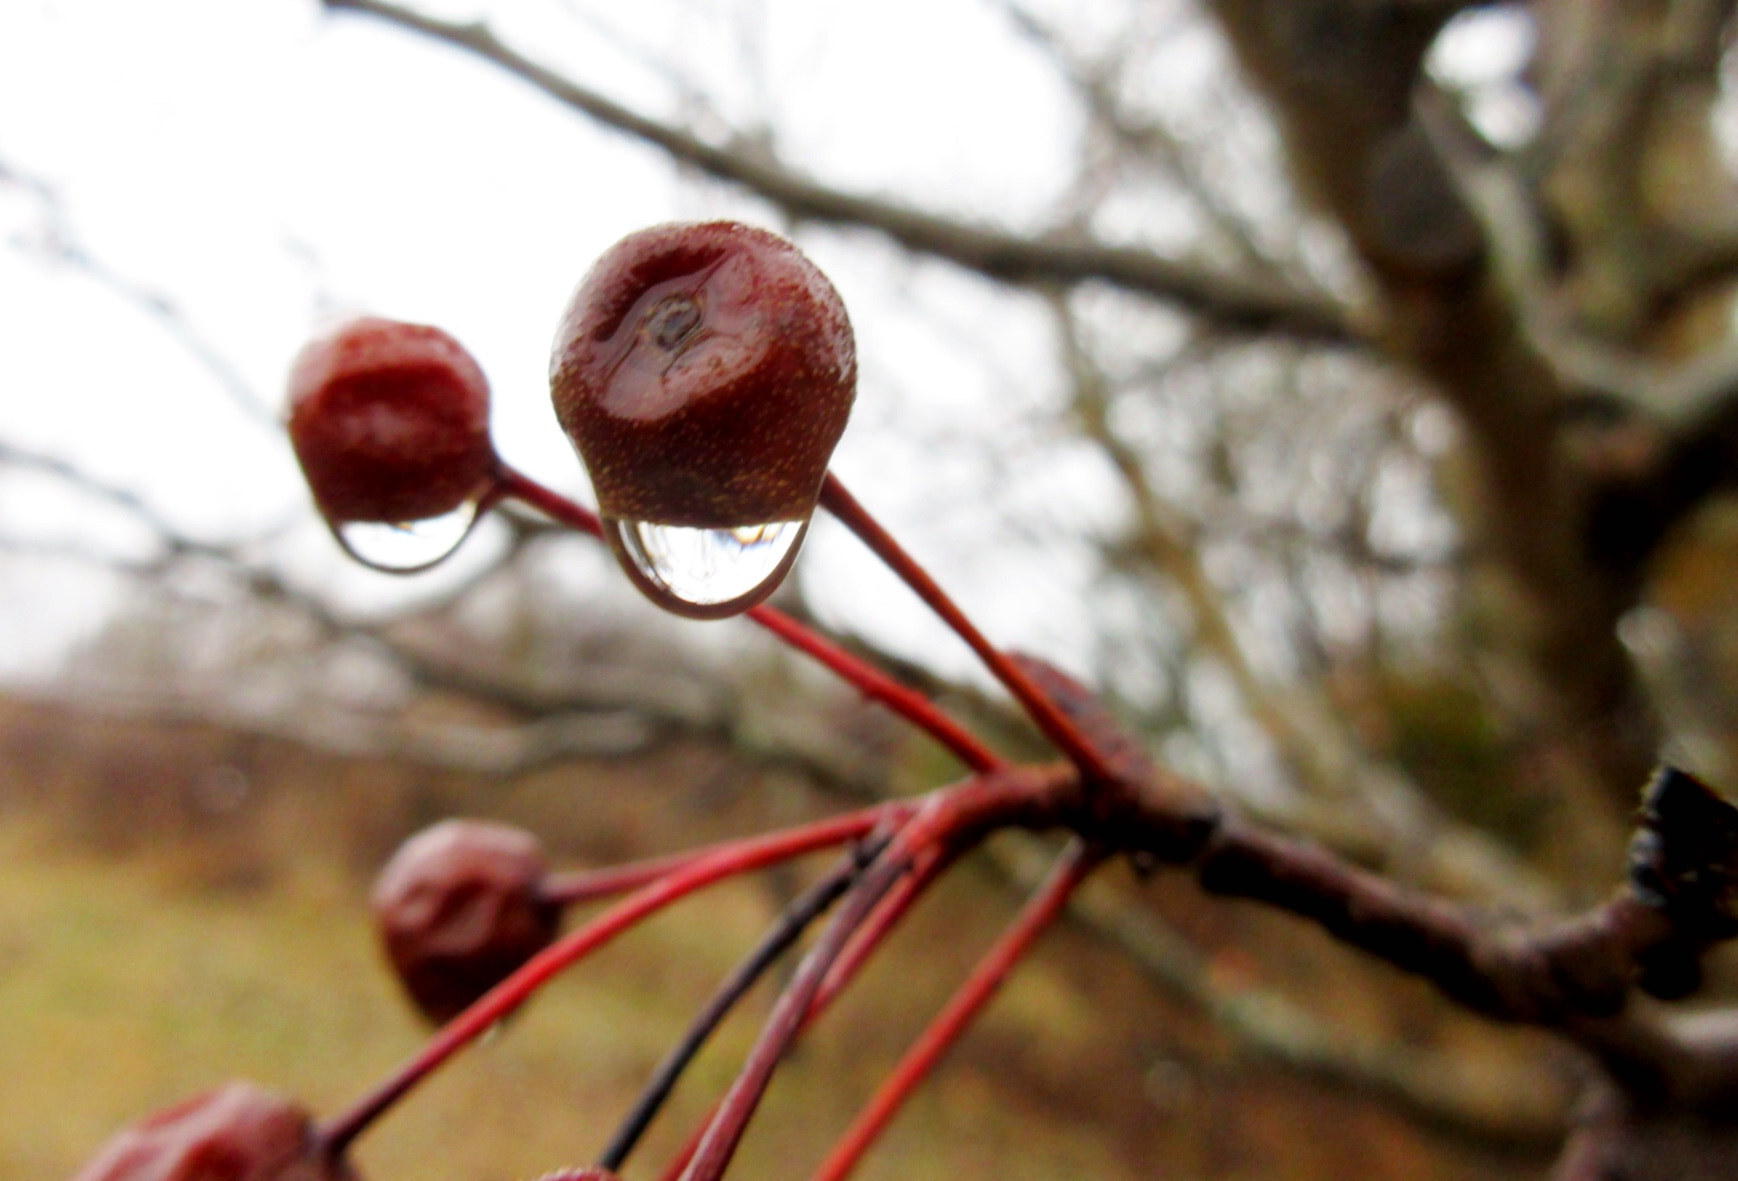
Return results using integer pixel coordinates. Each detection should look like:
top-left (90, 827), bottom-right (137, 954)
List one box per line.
top-left (984, 834), bottom-right (1568, 1156)
top-left (319, 0), bottom-right (1359, 345)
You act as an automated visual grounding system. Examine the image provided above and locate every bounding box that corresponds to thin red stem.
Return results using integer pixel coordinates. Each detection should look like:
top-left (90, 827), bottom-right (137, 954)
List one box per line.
top-left (646, 849), bottom-right (952, 1181)
top-left (674, 777), bottom-right (1026, 1181)
top-left (811, 841), bottom-right (956, 1016)
top-left (494, 467), bottom-right (1003, 775)
top-left (535, 802), bottom-right (903, 903)
top-left (680, 852), bottom-right (915, 1181)
top-left (813, 839), bottom-right (1103, 1181)
top-left (317, 804), bottom-right (908, 1157)
top-left (817, 474), bottom-right (1118, 788)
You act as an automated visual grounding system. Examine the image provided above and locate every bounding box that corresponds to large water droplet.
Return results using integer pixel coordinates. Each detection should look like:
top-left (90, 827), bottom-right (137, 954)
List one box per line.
top-left (332, 501), bottom-right (482, 573)
top-left (607, 518), bottom-right (807, 619)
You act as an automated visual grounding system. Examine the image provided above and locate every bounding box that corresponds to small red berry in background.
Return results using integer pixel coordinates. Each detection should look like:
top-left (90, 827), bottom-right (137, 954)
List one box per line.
top-left (288, 317), bottom-right (497, 526)
top-left (70, 1081), bottom-right (353, 1181)
top-left (371, 819), bottom-right (561, 1025)
top-left (549, 220), bottom-right (856, 531)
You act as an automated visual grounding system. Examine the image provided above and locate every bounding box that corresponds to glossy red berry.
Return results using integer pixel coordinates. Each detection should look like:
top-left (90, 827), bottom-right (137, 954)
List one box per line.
top-left (549, 221), bottom-right (856, 617)
top-left (287, 316), bottom-right (497, 532)
top-left (70, 1081), bottom-right (354, 1181)
top-left (371, 819), bottom-right (561, 1025)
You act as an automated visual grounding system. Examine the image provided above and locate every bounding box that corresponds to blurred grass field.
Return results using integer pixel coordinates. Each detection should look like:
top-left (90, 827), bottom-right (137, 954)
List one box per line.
top-left (0, 695), bottom-right (1547, 1180)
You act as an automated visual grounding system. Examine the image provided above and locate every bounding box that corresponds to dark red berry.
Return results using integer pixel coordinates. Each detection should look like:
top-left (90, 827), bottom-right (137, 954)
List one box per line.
top-left (371, 819), bottom-right (561, 1025)
top-left (549, 221), bottom-right (856, 530)
top-left (288, 317), bottom-right (497, 526)
top-left (70, 1081), bottom-right (354, 1181)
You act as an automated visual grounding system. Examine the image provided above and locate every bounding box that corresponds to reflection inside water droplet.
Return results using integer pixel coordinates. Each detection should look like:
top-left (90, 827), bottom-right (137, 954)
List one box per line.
top-left (607, 518), bottom-right (807, 618)
top-left (332, 501), bottom-right (482, 573)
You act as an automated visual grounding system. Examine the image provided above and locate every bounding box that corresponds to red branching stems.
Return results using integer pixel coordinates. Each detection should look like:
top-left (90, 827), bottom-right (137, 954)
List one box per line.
top-left (494, 466), bottom-right (1003, 774)
top-left (675, 776), bottom-right (1049, 1181)
top-left (814, 839), bottom-right (1104, 1181)
top-left (812, 842), bottom-right (957, 1014)
top-left (646, 831), bottom-right (965, 1181)
top-left (541, 848), bottom-right (719, 907)
top-left (679, 852), bottom-right (915, 1181)
top-left (817, 474), bottom-right (1119, 789)
top-left (537, 803), bottom-right (906, 908)
top-left (598, 839), bottom-right (887, 1172)
top-left (316, 802), bottom-right (911, 1157)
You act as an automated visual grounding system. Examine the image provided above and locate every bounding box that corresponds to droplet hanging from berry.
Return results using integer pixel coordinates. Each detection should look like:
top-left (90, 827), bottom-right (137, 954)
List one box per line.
top-left (550, 221), bottom-right (856, 619)
top-left (333, 502), bottom-right (483, 574)
top-left (288, 316), bottom-right (499, 574)
top-left (608, 519), bottom-right (808, 617)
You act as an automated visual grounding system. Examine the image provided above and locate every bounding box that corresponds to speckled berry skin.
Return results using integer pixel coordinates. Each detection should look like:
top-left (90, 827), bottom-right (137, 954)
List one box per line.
top-left (288, 317), bottom-right (497, 525)
top-left (549, 221), bottom-right (856, 528)
top-left (70, 1081), bottom-right (354, 1181)
top-left (371, 819), bottom-right (560, 1025)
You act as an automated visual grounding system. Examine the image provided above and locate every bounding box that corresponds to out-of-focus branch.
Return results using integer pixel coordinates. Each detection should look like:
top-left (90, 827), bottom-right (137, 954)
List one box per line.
top-left (998, 0), bottom-right (1280, 275)
top-left (0, 154), bottom-right (279, 427)
top-left (1204, 0), bottom-right (1668, 873)
top-left (318, 0), bottom-right (1359, 345)
top-left (0, 438), bottom-right (894, 793)
top-left (1048, 304), bottom-right (1556, 908)
top-left (1527, 0), bottom-right (1738, 344)
top-left (982, 835), bottom-right (1568, 1156)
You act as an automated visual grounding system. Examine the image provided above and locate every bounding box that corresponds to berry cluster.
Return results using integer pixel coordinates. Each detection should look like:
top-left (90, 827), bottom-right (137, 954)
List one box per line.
top-left (74, 220), bottom-right (1738, 1181)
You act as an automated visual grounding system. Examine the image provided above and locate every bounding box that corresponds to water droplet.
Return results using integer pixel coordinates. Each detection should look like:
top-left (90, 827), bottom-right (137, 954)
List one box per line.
top-left (607, 518), bottom-right (807, 619)
top-left (332, 501), bottom-right (482, 573)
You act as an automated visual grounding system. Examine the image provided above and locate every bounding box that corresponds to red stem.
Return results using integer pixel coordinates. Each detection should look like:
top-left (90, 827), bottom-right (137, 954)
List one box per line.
top-left (317, 804), bottom-right (908, 1156)
top-left (817, 474), bottom-right (1118, 788)
top-left (675, 779), bottom-right (1020, 1181)
top-left (812, 839), bottom-right (1103, 1181)
top-left (811, 842), bottom-right (955, 1015)
top-left (494, 467), bottom-right (1003, 775)
top-left (680, 851), bottom-right (915, 1181)
top-left (646, 850), bottom-right (948, 1181)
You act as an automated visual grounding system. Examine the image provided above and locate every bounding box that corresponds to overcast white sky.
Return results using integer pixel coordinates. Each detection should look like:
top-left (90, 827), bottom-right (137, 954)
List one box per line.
top-left (0, 0), bottom-right (1119, 678)
top-left (0, 0), bottom-right (1537, 691)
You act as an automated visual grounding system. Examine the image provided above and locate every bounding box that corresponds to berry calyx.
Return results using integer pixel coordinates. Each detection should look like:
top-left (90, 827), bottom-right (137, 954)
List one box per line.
top-left (288, 316), bottom-right (498, 529)
top-left (549, 221), bottom-right (856, 616)
top-left (70, 1081), bottom-right (353, 1181)
top-left (371, 819), bottom-right (561, 1025)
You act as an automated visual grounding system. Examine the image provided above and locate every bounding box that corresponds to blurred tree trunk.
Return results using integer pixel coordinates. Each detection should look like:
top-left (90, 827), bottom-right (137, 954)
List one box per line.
top-left (1206, 0), bottom-right (1738, 885)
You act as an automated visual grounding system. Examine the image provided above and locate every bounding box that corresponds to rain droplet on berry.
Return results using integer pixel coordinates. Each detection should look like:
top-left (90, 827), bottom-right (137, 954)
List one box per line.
top-left (331, 499), bottom-right (484, 574)
top-left (605, 518), bottom-right (807, 619)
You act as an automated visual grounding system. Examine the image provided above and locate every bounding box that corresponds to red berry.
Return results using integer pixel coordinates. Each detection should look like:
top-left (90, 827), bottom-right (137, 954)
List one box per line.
top-left (70, 1081), bottom-right (354, 1181)
top-left (287, 317), bottom-right (497, 526)
top-left (549, 221), bottom-right (856, 531)
top-left (371, 819), bottom-right (561, 1025)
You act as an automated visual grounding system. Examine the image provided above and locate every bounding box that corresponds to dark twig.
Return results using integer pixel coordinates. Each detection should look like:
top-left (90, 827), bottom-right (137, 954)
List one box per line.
top-left (597, 837), bottom-right (888, 1171)
top-left (318, 0), bottom-right (1357, 345)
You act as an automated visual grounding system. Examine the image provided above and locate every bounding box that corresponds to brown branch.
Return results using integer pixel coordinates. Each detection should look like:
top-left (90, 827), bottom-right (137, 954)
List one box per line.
top-left (1000, 654), bottom-right (1738, 1046)
top-left (1204, 0), bottom-right (1666, 861)
top-left (318, 0), bottom-right (1358, 345)
top-left (1187, 768), bottom-right (1738, 1028)
top-left (981, 834), bottom-right (1567, 1156)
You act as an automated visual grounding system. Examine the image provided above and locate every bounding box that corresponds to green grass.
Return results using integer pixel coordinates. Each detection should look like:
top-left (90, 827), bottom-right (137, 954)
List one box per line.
top-left (0, 818), bottom-right (1139, 1181)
